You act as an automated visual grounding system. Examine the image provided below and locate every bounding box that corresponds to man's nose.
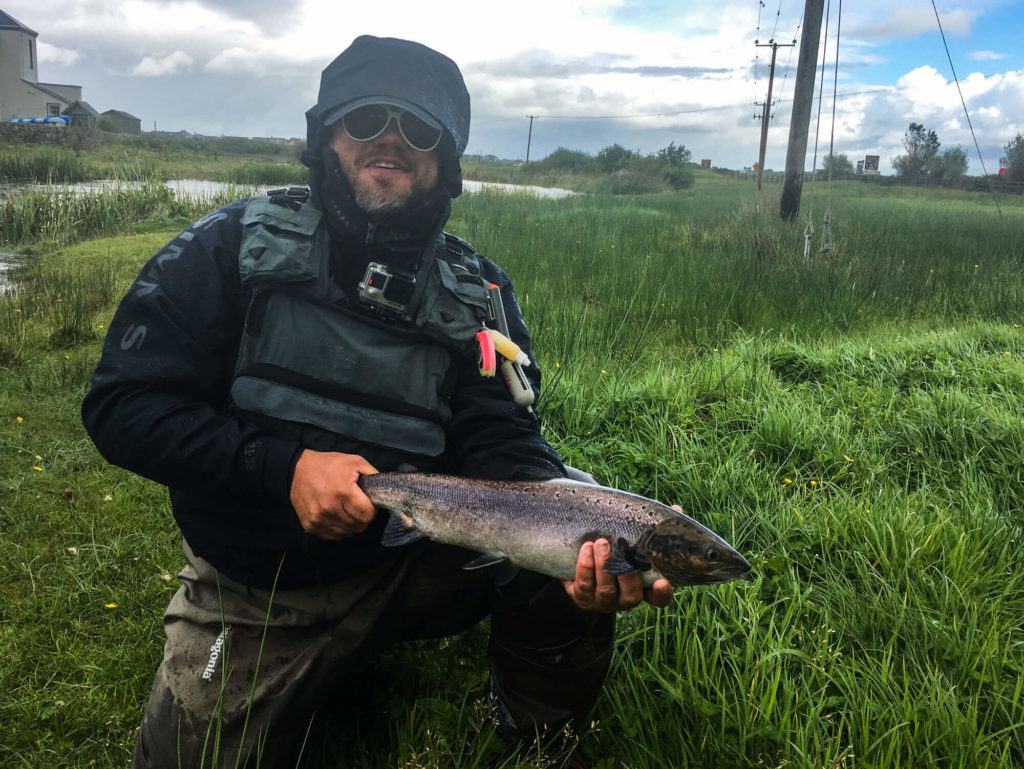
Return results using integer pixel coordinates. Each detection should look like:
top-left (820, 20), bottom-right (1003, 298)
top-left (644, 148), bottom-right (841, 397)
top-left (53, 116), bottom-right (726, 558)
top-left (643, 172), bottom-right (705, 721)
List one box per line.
top-left (374, 118), bottom-right (404, 143)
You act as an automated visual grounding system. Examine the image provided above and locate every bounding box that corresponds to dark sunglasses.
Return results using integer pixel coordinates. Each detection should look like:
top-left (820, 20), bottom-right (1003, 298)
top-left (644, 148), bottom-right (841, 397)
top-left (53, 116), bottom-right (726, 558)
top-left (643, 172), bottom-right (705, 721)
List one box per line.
top-left (341, 104), bottom-right (443, 152)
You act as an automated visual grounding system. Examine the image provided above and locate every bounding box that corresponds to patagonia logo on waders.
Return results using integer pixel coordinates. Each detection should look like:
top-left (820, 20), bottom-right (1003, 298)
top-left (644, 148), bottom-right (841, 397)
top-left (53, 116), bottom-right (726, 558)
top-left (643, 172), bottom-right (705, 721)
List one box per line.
top-left (201, 626), bottom-right (230, 680)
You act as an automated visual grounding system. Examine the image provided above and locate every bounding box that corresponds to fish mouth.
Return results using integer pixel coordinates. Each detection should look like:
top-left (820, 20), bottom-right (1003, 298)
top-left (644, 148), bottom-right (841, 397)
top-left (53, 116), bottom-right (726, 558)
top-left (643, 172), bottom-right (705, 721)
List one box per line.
top-left (654, 555), bottom-right (752, 587)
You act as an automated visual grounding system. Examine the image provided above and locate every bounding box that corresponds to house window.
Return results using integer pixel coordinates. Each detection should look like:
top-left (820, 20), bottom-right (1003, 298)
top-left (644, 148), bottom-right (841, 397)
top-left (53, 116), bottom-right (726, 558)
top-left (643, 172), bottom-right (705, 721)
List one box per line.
top-left (28, 40), bottom-right (34, 69)
top-left (47, 103), bottom-right (61, 117)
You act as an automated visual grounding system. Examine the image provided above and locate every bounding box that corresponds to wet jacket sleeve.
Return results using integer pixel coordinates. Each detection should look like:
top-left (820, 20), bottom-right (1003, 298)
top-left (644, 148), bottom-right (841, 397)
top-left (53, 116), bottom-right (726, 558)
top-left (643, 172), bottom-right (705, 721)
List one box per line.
top-left (81, 201), bottom-right (302, 505)
top-left (444, 257), bottom-right (566, 481)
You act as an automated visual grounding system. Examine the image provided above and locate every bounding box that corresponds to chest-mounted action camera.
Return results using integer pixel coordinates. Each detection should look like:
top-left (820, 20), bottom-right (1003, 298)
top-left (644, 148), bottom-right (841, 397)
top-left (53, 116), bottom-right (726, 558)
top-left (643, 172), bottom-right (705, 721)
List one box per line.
top-left (357, 261), bottom-right (416, 317)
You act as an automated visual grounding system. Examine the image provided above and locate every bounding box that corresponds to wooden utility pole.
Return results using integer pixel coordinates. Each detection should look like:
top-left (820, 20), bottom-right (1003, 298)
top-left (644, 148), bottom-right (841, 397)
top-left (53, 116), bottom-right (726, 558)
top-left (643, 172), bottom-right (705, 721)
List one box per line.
top-left (525, 115), bottom-right (537, 163)
top-left (755, 40), bottom-right (793, 191)
top-left (780, 0), bottom-right (826, 220)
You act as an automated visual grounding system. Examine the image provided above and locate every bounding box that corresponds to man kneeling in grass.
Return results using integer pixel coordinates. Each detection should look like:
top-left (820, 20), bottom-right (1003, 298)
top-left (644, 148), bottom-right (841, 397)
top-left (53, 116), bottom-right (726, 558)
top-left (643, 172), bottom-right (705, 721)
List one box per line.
top-left (82, 35), bottom-right (670, 768)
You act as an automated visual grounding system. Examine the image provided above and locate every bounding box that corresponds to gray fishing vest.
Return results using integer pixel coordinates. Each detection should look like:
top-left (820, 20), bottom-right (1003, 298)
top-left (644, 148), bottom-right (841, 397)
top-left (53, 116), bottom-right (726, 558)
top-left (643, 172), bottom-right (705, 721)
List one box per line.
top-left (230, 195), bottom-right (491, 457)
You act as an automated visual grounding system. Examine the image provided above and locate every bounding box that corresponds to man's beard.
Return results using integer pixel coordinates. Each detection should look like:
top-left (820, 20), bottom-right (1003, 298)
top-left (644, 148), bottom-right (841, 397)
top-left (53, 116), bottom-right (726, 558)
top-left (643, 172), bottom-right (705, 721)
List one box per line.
top-left (350, 179), bottom-right (414, 217)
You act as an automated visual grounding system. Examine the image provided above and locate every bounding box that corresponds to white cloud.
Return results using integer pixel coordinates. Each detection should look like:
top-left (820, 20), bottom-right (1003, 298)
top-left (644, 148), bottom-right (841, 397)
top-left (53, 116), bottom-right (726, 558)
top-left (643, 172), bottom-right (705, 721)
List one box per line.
top-left (854, 6), bottom-right (978, 40)
top-left (969, 50), bottom-right (1007, 61)
top-left (132, 50), bottom-right (194, 76)
top-left (37, 41), bottom-right (80, 67)
top-left (205, 47), bottom-right (272, 76)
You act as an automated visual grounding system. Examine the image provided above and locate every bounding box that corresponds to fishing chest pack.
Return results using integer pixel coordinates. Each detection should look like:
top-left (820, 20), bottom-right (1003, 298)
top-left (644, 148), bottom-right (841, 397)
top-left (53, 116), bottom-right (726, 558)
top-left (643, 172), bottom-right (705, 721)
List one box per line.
top-left (230, 189), bottom-right (493, 457)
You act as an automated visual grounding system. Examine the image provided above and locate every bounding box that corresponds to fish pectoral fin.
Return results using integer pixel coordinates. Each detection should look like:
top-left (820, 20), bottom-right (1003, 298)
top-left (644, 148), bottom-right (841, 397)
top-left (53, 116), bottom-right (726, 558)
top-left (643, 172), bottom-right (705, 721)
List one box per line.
top-left (461, 553), bottom-right (519, 586)
top-left (461, 552), bottom-right (508, 570)
top-left (601, 540), bottom-right (651, 576)
top-left (381, 512), bottom-right (427, 547)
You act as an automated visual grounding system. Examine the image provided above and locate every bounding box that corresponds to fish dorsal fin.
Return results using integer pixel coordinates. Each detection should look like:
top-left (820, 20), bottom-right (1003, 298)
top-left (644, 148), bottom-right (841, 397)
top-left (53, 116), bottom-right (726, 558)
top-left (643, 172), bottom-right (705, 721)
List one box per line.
top-left (381, 512), bottom-right (427, 547)
top-left (601, 538), bottom-right (651, 576)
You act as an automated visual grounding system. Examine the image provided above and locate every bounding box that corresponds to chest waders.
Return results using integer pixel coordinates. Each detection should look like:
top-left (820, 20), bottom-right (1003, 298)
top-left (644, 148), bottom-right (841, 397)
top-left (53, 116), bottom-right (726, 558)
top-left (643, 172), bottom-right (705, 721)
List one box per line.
top-left (230, 196), bottom-right (491, 457)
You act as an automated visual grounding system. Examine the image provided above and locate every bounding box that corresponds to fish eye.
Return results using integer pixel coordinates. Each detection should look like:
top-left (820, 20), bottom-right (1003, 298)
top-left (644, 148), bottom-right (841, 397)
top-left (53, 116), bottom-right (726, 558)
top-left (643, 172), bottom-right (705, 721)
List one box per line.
top-left (706, 548), bottom-right (719, 561)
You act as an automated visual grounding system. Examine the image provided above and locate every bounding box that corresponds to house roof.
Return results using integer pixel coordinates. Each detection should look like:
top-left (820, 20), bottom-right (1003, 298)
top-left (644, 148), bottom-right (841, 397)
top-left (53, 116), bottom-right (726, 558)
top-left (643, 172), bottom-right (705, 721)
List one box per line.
top-left (0, 10), bottom-right (37, 35)
top-left (62, 100), bottom-right (100, 116)
top-left (102, 109), bottom-right (141, 121)
top-left (22, 79), bottom-right (73, 104)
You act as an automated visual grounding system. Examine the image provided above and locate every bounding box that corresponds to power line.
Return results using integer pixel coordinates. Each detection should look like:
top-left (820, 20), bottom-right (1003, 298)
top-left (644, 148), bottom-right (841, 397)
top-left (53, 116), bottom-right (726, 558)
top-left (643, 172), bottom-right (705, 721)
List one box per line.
top-left (930, 0), bottom-right (1005, 228)
top-left (770, 0), bottom-right (784, 41)
top-left (777, 15), bottom-right (803, 104)
top-left (754, 0), bottom-right (766, 105)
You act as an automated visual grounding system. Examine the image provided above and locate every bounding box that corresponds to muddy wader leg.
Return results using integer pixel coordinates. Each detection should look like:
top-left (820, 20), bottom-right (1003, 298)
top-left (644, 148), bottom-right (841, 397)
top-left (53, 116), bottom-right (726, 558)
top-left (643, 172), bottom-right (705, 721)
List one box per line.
top-left (131, 541), bottom-right (410, 769)
top-left (486, 572), bottom-right (614, 745)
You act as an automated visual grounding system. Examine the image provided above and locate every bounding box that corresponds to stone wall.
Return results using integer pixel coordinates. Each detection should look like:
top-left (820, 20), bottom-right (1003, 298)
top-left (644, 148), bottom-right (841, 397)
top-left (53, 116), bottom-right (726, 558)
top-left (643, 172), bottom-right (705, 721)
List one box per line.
top-left (0, 123), bottom-right (67, 143)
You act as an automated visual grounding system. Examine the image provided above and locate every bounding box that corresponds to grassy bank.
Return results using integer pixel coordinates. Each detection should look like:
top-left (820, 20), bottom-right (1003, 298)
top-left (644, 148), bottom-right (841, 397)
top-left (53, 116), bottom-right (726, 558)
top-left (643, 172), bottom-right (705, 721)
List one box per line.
top-left (1, 181), bottom-right (1023, 767)
top-left (0, 140), bottom-right (306, 186)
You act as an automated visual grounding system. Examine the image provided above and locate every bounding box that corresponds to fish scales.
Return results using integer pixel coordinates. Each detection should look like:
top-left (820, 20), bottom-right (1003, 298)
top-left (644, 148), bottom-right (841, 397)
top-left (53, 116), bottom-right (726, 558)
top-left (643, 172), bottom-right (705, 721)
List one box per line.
top-left (358, 472), bottom-right (750, 587)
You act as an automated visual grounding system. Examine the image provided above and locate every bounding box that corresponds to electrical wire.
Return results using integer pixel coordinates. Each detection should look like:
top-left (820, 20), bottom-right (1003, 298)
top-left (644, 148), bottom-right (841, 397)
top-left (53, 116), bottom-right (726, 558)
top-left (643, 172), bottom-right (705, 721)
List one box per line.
top-left (820, 0), bottom-right (842, 254)
top-left (805, 0), bottom-right (832, 263)
top-left (754, 0), bottom-right (765, 106)
top-left (930, 0), bottom-right (1005, 226)
top-left (770, 0), bottom-right (784, 41)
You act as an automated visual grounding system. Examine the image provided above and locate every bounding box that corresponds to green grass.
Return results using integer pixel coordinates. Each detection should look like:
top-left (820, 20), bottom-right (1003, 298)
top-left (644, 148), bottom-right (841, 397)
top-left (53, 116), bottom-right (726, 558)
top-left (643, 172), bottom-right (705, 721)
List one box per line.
top-left (2, 179), bottom-right (1024, 767)
top-left (0, 140), bottom-right (304, 186)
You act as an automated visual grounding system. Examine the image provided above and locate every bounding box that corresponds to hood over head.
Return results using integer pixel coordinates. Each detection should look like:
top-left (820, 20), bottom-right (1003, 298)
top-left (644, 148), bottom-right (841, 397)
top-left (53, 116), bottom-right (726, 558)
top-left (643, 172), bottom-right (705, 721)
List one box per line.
top-left (304, 35), bottom-right (470, 198)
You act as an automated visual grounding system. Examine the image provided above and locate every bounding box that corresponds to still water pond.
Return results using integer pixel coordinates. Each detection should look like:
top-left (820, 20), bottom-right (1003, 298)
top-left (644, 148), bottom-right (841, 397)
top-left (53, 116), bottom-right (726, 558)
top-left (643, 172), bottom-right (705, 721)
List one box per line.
top-left (0, 178), bottom-right (577, 291)
top-left (1, 178), bottom-right (577, 201)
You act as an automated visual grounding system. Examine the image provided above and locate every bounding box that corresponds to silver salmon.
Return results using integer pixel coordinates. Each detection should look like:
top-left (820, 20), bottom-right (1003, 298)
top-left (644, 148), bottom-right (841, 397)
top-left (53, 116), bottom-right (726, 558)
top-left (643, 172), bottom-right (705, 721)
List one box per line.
top-left (358, 472), bottom-right (750, 587)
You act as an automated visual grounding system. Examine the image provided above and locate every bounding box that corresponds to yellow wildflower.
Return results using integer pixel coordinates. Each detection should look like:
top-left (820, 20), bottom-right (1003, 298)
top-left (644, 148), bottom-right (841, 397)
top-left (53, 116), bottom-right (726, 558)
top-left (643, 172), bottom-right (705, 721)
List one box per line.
top-left (105, 603), bottom-right (117, 609)
top-left (844, 455), bottom-right (853, 462)
top-left (33, 466), bottom-right (43, 472)
top-left (784, 478), bottom-right (792, 484)
top-left (16, 416), bottom-right (23, 424)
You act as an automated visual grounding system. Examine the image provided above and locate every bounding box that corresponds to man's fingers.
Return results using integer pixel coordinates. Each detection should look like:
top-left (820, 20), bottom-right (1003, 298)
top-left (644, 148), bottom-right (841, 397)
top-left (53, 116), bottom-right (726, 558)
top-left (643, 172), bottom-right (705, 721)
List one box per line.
top-left (574, 541), bottom-right (596, 594)
top-left (644, 578), bottom-right (674, 608)
top-left (592, 540), bottom-right (620, 605)
top-left (616, 573), bottom-right (645, 610)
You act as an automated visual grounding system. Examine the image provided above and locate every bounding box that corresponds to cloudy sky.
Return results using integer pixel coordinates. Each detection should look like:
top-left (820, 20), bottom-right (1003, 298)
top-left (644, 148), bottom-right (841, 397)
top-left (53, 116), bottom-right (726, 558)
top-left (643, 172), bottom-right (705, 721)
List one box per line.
top-left (9, 0), bottom-right (1024, 173)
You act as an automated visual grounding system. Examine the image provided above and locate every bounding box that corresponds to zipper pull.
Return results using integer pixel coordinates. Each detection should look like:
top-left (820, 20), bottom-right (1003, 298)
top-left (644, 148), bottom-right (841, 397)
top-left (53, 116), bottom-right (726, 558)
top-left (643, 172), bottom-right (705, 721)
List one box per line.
top-left (365, 222), bottom-right (376, 247)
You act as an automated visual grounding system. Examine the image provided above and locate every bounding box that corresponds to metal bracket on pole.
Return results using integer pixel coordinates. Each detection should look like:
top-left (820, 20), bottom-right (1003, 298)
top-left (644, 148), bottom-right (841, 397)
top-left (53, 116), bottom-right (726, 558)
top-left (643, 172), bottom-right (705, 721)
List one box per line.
top-left (819, 206), bottom-right (832, 253)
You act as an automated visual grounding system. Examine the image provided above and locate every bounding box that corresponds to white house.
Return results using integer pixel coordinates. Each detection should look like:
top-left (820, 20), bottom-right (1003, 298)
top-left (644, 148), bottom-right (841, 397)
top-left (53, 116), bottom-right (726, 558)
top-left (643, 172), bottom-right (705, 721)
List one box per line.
top-left (0, 9), bottom-right (83, 121)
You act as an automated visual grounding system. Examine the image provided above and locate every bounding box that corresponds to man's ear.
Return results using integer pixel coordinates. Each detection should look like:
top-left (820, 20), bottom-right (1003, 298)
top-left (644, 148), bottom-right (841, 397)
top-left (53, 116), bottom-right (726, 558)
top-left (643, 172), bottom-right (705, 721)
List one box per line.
top-left (439, 150), bottom-right (463, 198)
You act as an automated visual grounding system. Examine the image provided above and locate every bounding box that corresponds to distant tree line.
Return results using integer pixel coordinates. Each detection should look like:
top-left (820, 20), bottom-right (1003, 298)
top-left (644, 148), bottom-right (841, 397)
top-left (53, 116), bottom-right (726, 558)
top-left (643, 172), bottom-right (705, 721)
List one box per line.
top-left (891, 123), bottom-right (969, 181)
top-left (1001, 133), bottom-right (1024, 182)
top-left (529, 141), bottom-right (695, 192)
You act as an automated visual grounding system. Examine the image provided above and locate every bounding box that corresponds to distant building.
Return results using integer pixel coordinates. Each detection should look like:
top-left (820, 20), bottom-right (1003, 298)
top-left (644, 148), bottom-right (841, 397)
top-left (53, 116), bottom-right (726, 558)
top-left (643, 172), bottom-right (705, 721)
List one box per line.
top-left (102, 109), bottom-right (141, 134)
top-left (0, 9), bottom-right (83, 121)
top-left (701, 159), bottom-right (711, 169)
top-left (62, 99), bottom-right (100, 128)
